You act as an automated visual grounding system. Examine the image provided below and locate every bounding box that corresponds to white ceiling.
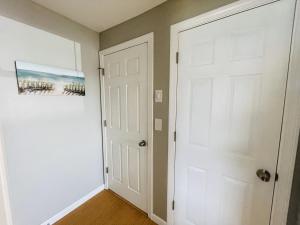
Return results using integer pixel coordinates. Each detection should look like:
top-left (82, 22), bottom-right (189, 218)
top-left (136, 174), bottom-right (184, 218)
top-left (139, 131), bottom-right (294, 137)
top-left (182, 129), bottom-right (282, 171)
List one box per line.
top-left (32, 0), bottom-right (167, 32)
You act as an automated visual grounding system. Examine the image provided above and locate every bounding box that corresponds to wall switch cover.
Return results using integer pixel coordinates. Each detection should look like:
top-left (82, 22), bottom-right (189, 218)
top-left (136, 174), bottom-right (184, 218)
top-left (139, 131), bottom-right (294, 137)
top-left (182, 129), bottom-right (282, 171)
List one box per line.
top-left (155, 90), bottom-right (163, 103)
top-left (155, 118), bottom-right (162, 131)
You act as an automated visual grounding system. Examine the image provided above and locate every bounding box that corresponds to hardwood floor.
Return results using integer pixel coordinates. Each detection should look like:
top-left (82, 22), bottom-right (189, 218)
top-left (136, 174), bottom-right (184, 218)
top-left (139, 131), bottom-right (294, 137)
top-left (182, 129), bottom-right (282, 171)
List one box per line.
top-left (55, 190), bottom-right (157, 225)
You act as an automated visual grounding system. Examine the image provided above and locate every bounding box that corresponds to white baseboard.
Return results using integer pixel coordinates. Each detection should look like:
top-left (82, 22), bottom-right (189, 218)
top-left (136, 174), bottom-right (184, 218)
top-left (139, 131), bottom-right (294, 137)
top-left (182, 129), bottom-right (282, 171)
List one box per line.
top-left (41, 185), bottom-right (105, 225)
top-left (151, 213), bottom-right (167, 225)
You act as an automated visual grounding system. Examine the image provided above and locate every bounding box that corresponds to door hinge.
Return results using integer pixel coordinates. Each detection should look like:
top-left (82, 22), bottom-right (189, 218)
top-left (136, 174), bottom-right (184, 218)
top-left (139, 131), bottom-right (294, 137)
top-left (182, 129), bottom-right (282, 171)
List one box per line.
top-left (98, 68), bottom-right (105, 76)
top-left (172, 200), bottom-right (175, 210)
top-left (275, 172), bottom-right (279, 182)
top-left (174, 131), bottom-right (177, 142)
top-left (105, 167), bottom-right (109, 174)
top-left (176, 52), bottom-right (179, 64)
top-left (103, 120), bottom-right (107, 127)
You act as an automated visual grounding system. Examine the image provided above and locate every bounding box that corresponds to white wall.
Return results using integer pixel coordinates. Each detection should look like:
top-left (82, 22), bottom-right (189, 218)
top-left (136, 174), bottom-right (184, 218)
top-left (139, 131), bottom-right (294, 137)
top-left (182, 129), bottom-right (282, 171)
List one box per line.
top-left (0, 1), bottom-right (103, 224)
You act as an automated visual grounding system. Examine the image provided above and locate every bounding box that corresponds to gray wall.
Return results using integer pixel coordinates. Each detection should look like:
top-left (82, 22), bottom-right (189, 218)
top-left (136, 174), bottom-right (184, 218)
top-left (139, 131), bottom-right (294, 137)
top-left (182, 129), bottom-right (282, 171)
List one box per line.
top-left (287, 135), bottom-right (300, 225)
top-left (0, 0), bottom-right (103, 225)
top-left (100, 0), bottom-right (235, 220)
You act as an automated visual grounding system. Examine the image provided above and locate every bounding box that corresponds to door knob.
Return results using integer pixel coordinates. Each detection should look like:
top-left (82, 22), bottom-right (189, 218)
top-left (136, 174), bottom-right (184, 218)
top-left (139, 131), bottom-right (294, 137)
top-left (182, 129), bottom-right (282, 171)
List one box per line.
top-left (138, 140), bottom-right (147, 147)
top-left (256, 169), bottom-right (271, 182)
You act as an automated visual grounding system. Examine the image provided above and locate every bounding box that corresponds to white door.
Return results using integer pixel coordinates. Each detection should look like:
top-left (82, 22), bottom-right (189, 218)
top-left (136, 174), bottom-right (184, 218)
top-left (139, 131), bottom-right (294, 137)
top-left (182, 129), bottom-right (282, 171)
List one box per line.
top-left (174, 0), bottom-right (295, 224)
top-left (103, 43), bottom-right (148, 212)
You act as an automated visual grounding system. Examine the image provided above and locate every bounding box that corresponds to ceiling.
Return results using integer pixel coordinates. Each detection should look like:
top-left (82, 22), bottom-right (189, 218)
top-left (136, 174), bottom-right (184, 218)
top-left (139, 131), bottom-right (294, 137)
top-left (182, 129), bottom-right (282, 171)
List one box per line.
top-left (32, 0), bottom-right (167, 32)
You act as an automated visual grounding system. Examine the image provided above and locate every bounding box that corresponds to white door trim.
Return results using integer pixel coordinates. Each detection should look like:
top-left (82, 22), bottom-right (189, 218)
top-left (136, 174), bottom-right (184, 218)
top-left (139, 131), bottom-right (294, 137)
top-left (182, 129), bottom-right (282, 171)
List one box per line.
top-left (0, 126), bottom-right (13, 225)
top-left (99, 32), bottom-right (154, 217)
top-left (270, 0), bottom-right (300, 224)
top-left (167, 1), bottom-right (300, 225)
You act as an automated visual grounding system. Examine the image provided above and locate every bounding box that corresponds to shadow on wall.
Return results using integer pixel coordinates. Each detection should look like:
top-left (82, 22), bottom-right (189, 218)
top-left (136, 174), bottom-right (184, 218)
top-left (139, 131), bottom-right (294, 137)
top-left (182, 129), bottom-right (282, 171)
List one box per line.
top-left (287, 133), bottom-right (300, 225)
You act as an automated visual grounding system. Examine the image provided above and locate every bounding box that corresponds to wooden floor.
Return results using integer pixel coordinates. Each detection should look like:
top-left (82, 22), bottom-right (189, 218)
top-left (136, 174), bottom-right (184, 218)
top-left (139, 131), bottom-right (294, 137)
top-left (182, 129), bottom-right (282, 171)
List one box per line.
top-left (55, 190), bottom-right (157, 225)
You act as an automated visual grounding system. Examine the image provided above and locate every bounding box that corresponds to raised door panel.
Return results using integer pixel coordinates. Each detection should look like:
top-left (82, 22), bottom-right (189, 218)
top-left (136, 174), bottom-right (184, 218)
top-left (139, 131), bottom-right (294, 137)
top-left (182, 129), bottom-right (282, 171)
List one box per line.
top-left (108, 86), bottom-right (121, 130)
top-left (189, 79), bottom-right (212, 148)
top-left (111, 140), bottom-right (122, 183)
top-left (126, 57), bottom-right (140, 76)
top-left (108, 61), bottom-right (121, 79)
top-left (226, 76), bottom-right (261, 156)
top-left (220, 177), bottom-right (252, 225)
top-left (126, 83), bottom-right (140, 133)
top-left (127, 145), bottom-right (141, 193)
top-left (185, 167), bottom-right (207, 225)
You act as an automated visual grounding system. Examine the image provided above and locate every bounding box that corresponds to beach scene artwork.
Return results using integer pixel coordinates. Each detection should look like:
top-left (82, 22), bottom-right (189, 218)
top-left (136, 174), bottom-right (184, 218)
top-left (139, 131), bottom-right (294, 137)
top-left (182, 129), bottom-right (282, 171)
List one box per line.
top-left (15, 61), bottom-right (85, 96)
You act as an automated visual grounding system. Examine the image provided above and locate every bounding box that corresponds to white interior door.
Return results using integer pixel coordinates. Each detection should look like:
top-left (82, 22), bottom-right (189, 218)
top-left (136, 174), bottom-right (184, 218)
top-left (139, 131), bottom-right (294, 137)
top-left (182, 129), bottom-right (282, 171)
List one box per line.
top-left (174, 0), bottom-right (295, 224)
top-left (103, 43), bottom-right (148, 212)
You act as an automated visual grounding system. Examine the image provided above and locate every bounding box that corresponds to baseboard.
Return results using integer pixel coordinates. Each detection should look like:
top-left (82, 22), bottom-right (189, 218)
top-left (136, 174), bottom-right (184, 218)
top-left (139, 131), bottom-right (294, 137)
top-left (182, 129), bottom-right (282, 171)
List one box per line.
top-left (41, 185), bottom-right (105, 225)
top-left (151, 213), bottom-right (167, 225)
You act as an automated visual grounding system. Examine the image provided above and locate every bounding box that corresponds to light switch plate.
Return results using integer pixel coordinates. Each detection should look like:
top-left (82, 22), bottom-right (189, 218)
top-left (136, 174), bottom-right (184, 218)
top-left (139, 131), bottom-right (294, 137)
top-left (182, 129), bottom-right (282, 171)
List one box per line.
top-left (155, 90), bottom-right (163, 103)
top-left (155, 118), bottom-right (162, 131)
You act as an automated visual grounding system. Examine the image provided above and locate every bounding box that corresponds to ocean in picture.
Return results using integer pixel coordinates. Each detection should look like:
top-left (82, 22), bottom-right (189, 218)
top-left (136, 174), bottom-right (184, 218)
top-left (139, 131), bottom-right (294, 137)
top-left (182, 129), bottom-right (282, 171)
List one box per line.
top-left (15, 61), bottom-right (85, 96)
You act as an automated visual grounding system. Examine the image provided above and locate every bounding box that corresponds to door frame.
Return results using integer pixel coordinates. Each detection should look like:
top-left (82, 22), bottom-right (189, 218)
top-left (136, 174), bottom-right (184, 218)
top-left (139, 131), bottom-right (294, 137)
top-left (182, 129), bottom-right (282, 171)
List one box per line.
top-left (167, 0), bottom-right (300, 224)
top-left (99, 33), bottom-right (154, 217)
top-left (0, 127), bottom-right (13, 225)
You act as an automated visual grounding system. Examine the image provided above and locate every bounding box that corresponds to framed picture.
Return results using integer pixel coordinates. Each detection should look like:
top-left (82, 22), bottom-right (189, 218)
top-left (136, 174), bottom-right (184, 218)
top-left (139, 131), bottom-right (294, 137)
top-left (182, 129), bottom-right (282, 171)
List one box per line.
top-left (15, 61), bottom-right (85, 96)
